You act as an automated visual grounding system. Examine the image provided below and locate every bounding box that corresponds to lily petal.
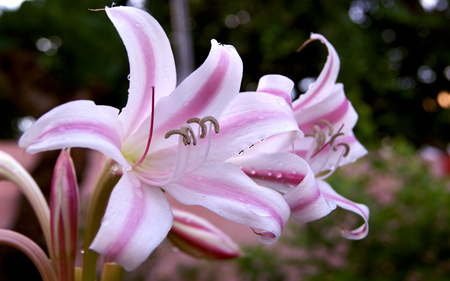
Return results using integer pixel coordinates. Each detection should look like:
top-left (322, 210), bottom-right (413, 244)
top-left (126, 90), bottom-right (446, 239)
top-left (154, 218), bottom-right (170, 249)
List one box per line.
top-left (293, 33), bottom-right (340, 111)
top-left (163, 162), bottom-right (290, 244)
top-left (230, 152), bottom-right (336, 222)
top-left (106, 6), bottom-right (176, 138)
top-left (230, 152), bottom-right (307, 194)
top-left (207, 77), bottom-right (300, 162)
top-left (153, 39), bottom-right (243, 138)
top-left (18, 100), bottom-right (129, 168)
top-left (318, 181), bottom-right (369, 240)
top-left (292, 132), bottom-right (368, 173)
top-left (89, 172), bottom-right (173, 271)
top-left (295, 84), bottom-right (357, 135)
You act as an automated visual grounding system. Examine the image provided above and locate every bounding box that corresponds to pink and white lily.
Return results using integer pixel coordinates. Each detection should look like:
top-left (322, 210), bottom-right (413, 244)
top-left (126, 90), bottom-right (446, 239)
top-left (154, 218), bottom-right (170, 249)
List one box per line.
top-left (231, 34), bottom-right (369, 240)
top-left (19, 6), bottom-right (298, 271)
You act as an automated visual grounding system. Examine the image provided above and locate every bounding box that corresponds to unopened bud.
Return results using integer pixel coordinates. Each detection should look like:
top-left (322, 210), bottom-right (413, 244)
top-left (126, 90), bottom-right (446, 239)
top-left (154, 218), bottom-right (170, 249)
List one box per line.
top-left (50, 148), bottom-right (79, 280)
top-left (168, 207), bottom-right (241, 260)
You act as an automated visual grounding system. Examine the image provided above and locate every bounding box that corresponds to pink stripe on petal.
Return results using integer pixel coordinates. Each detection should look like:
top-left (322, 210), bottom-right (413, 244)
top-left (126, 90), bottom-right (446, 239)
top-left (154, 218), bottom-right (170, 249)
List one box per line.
top-left (293, 33), bottom-right (340, 111)
top-left (103, 186), bottom-right (146, 261)
top-left (257, 88), bottom-right (292, 106)
top-left (106, 7), bottom-right (176, 137)
top-left (293, 56), bottom-right (334, 111)
top-left (156, 50), bottom-right (229, 132)
top-left (163, 163), bottom-right (290, 244)
top-left (289, 186), bottom-right (321, 212)
top-left (36, 122), bottom-right (122, 149)
top-left (242, 167), bottom-right (305, 193)
top-left (318, 181), bottom-right (369, 240)
top-left (90, 173), bottom-right (173, 271)
top-left (323, 194), bottom-right (369, 221)
top-left (297, 98), bottom-right (349, 133)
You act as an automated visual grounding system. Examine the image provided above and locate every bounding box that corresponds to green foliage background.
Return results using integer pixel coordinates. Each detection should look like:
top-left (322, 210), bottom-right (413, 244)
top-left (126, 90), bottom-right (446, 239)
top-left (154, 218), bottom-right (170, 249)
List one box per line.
top-left (1, 0), bottom-right (450, 280)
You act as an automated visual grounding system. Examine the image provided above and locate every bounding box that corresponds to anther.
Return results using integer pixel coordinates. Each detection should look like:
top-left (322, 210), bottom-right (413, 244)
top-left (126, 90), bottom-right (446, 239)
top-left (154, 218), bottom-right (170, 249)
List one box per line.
top-left (329, 132), bottom-right (345, 147)
top-left (165, 128), bottom-right (191, 145)
top-left (200, 116), bottom-right (220, 134)
top-left (182, 125), bottom-right (197, 146)
top-left (311, 125), bottom-right (325, 151)
top-left (334, 142), bottom-right (350, 157)
top-left (187, 117), bottom-right (207, 138)
top-left (316, 120), bottom-right (334, 136)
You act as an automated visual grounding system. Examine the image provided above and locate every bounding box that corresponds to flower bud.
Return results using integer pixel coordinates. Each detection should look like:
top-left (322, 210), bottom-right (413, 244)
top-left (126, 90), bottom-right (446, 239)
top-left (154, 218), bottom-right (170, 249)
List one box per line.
top-left (50, 148), bottom-right (79, 281)
top-left (167, 207), bottom-right (241, 260)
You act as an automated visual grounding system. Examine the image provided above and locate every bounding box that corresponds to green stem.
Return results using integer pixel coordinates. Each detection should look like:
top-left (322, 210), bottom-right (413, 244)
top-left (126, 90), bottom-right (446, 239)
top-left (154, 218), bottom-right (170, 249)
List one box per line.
top-left (82, 159), bottom-right (122, 281)
top-left (100, 262), bottom-right (124, 281)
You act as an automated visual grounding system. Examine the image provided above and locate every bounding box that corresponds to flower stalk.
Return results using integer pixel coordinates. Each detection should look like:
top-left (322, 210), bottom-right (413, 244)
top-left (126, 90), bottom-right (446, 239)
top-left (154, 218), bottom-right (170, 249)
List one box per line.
top-left (82, 158), bottom-right (122, 281)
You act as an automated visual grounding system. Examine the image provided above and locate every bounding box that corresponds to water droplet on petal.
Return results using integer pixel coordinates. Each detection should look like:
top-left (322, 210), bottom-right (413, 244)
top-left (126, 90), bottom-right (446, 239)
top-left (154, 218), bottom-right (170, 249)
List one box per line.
top-left (134, 188), bottom-right (143, 199)
top-left (267, 171), bottom-right (272, 176)
top-left (196, 176), bottom-right (203, 181)
top-left (250, 169), bottom-right (256, 175)
top-left (238, 150), bottom-right (244, 155)
top-left (258, 116), bottom-right (264, 120)
top-left (129, 175), bottom-right (141, 188)
top-left (260, 138), bottom-right (267, 142)
top-left (248, 144), bottom-right (254, 149)
top-left (276, 172), bottom-right (282, 179)
top-left (278, 98), bottom-right (287, 105)
top-left (246, 205), bottom-right (271, 217)
top-left (163, 76), bottom-right (168, 81)
top-left (127, 74), bottom-right (131, 81)
top-left (172, 247), bottom-right (179, 252)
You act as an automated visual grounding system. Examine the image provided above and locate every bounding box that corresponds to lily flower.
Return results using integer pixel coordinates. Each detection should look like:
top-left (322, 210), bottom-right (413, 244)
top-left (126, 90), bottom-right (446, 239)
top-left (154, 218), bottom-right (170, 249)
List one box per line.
top-left (19, 6), bottom-right (298, 271)
top-left (168, 207), bottom-right (241, 260)
top-left (230, 34), bottom-right (369, 240)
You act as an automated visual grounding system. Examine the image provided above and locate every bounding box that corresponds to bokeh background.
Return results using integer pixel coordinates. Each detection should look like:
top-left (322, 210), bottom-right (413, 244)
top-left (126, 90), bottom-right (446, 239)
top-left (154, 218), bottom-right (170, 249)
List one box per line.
top-left (1, 0), bottom-right (450, 280)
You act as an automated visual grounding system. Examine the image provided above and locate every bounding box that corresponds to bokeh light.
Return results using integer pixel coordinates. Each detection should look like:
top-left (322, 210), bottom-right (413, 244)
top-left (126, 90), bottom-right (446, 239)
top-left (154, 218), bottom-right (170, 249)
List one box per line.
top-left (437, 90), bottom-right (450, 108)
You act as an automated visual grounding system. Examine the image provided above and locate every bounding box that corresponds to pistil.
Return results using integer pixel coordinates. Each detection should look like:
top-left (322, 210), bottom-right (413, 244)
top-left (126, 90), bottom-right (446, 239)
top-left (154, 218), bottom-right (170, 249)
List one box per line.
top-left (132, 86), bottom-right (156, 169)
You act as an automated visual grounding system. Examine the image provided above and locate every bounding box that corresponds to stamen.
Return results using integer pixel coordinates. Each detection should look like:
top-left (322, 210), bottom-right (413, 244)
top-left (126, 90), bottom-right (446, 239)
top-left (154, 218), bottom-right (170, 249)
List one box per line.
top-left (316, 142), bottom-right (351, 180)
top-left (316, 120), bottom-right (334, 136)
top-left (165, 128), bottom-right (191, 145)
top-left (200, 116), bottom-right (220, 134)
top-left (137, 116), bottom-right (220, 185)
top-left (334, 142), bottom-right (350, 157)
top-left (185, 122), bottom-right (215, 173)
top-left (181, 125), bottom-right (197, 146)
top-left (132, 86), bottom-right (155, 169)
top-left (311, 125), bottom-right (326, 151)
top-left (187, 118), bottom-right (207, 138)
top-left (329, 132), bottom-right (344, 147)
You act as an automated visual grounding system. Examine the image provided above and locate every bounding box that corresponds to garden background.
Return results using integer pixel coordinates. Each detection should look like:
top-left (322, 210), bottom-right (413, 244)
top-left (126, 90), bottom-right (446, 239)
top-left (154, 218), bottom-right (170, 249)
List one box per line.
top-left (1, 0), bottom-right (450, 280)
